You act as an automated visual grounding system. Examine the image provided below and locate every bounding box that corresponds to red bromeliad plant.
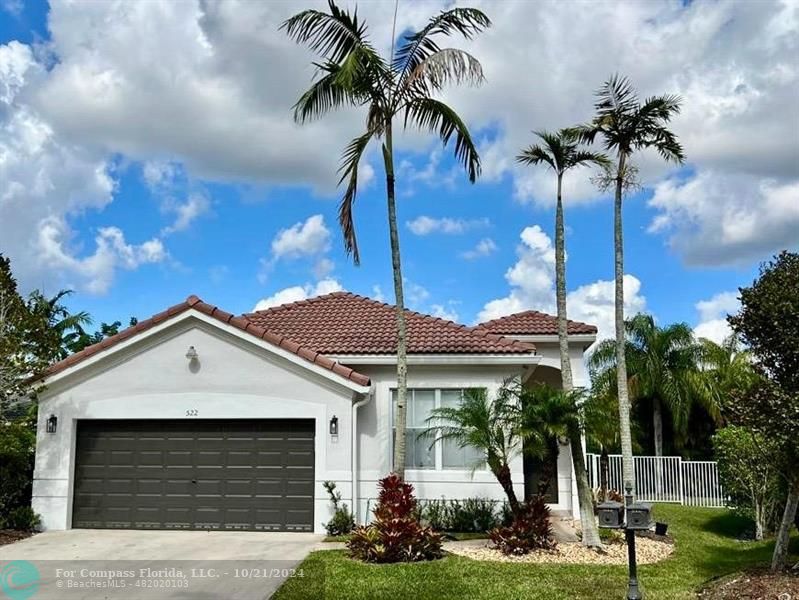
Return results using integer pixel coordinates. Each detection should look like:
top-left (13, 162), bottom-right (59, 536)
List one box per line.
top-left (488, 495), bottom-right (555, 556)
top-left (347, 474), bottom-right (443, 563)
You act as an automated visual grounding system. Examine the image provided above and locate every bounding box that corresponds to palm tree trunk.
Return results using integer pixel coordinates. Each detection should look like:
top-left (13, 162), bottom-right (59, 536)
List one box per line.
top-left (494, 463), bottom-right (521, 514)
top-left (653, 396), bottom-right (664, 497)
top-left (771, 479), bottom-right (799, 571)
top-left (652, 397), bottom-right (663, 457)
top-left (614, 153), bottom-right (635, 498)
top-left (600, 446), bottom-right (610, 495)
top-left (384, 121), bottom-right (409, 481)
top-left (555, 172), bottom-right (601, 547)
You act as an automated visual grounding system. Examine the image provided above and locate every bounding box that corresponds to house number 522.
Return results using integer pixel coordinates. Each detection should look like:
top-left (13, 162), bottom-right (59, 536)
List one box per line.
top-left (186, 409), bottom-right (199, 416)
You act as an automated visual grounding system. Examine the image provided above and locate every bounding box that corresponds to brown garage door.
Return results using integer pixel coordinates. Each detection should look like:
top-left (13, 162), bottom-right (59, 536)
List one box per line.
top-left (72, 419), bottom-right (315, 531)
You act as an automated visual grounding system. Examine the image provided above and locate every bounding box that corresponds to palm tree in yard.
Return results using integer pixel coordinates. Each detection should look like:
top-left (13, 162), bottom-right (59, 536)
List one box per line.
top-left (282, 2), bottom-right (490, 478)
top-left (516, 129), bottom-right (609, 547)
top-left (698, 334), bottom-right (757, 406)
top-left (589, 314), bottom-right (714, 458)
top-left (579, 75), bottom-right (685, 494)
top-left (426, 387), bottom-right (524, 513)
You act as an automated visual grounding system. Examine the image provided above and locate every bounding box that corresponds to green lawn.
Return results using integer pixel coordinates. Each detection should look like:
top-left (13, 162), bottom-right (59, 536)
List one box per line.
top-left (274, 505), bottom-right (799, 600)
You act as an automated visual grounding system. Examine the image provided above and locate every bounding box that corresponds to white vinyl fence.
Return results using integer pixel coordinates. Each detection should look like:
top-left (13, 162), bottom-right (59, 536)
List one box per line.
top-left (586, 454), bottom-right (726, 508)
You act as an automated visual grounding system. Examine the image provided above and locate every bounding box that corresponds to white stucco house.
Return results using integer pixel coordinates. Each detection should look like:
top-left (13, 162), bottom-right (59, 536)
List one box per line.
top-left (32, 292), bottom-right (597, 535)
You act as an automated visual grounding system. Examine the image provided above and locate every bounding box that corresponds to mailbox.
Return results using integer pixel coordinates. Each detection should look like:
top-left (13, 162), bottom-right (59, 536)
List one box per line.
top-left (597, 501), bottom-right (625, 529)
top-left (626, 502), bottom-right (654, 530)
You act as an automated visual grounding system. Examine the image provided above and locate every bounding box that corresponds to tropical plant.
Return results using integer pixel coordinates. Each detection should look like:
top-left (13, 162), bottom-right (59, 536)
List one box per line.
top-left (698, 334), bottom-right (757, 410)
top-left (283, 1), bottom-right (490, 478)
top-left (579, 75), bottom-right (685, 492)
top-left (68, 317), bottom-right (139, 355)
top-left (347, 474), bottom-right (443, 563)
top-left (26, 290), bottom-right (91, 361)
top-left (727, 251), bottom-right (799, 571)
top-left (322, 480), bottom-right (355, 537)
top-left (517, 130), bottom-right (609, 546)
top-left (488, 495), bottom-right (555, 556)
top-left (425, 386), bottom-right (522, 513)
top-left (589, 313), bottom-right (713, 457)
top-left (713, 426), bottom-right (782, 540)
top-left (0, 411), bottom-right (37, 529)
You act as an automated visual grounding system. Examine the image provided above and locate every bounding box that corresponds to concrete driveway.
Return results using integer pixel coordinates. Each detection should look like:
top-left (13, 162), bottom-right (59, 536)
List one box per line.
top-left (0, 529), bottom-right (322, 599)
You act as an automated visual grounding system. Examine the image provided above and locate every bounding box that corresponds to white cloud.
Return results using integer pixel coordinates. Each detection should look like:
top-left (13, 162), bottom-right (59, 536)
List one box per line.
top-left (1, 0), bottom-right (22, 17)
top-left (162, 192), bottom-right (211, 235)
top-left (407, 216), bottom-right (490, 236)
top-left (271, 214), bottom-right (331, 260)
top-left (36, 221), bottom-right (166, 294)
top-left (566, 275), bottom-right (647, 342)
top-left (372, 285), bottom-right (386, 303)
top-left (0, 40), bottom-right (166, 294)
top-left (405, 280), bottom-right (431, 308)
top-left (430, 303), bottom-right (460, 322)
top-left (478, 225), bottom-right (646, 340)
top-left (142, 161), bottom-right (179, 190)
top-left (694, 291), bottom-right (740, 343)
top-left (312, 257), bottom-right (335, 280)
top-left (461, 237), bottom-right (497, 260)
top-left (252, 278), bottom-right (343, 311)
top-left (478, 225), bottom-right (556, 321)
top-left (648, 172), bottom-right (799, 266)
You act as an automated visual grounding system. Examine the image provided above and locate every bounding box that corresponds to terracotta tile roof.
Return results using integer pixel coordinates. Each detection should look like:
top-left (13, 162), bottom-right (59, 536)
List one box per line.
top-left (44, 295), bottom-right (371, 387)
top-left (243, 292), bottom-right (535, 355)
top-left (476, 310), bottom-right (598, 336)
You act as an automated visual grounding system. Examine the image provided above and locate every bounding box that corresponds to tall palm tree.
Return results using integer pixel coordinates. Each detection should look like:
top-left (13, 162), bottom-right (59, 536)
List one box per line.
top-left (283, 1), bottom-right (490, 479)
top-left (579, 75), bottom-right (685, 493)
top-left (589, 314), bottom-right (712, 457)
top-left (517, 129), bottom-right (609, 547)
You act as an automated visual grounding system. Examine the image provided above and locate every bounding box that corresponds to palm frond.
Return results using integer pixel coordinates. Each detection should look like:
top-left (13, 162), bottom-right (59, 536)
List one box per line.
top-left (595, 73), bottom-right (638, 115)
top-left (516, 144), bottom-right (556, 170)
top-left (404, 97), bottom-right (480, 181)
top-left (281, 0), bottom-right (374, 64)
top-left (393, 7), bottom-right (491, 88)
top-left (336, 130), bottom-right (374, 265)
top-left (292, 62), bottom-right (356, 123)
top-left (404, 48), bottom-right (484, 96)
top-left (570, 150), bottom-right (612, 170)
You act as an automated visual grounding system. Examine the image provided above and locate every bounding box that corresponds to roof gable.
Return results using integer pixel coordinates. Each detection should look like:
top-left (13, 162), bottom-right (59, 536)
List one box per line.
top-left (44, 296), bottom-right (371, 388)
top-left (476, 310), bottom-right (598, 336)
top-left (243, 292), bottom-right (535, 355)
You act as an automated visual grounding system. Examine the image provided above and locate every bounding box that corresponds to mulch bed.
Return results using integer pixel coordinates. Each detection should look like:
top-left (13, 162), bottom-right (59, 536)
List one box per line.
top-left (698, 568), bottom-right (799, 600)
top-left (0, 529), bottom-right (34, 546)
top-left (445, 535), bottom-right (674, 565)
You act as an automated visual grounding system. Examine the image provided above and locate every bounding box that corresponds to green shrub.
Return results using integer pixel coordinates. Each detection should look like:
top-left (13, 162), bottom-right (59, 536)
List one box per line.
top-left (713, 426), bottom-right (783, 539)
top-left (421, 499), bottom-right (449, 531)
top-left (322, 481), bottom-right (355, 537)
top-left (488, 496), bottom-right (555, 555)
top-left (0, 506), bottom-right (40, 531)
top-left (347, 474), bottom-right (443, 563)
top-left (447, 498), bottom-right (498, 533)
top-left (0, 418), bottom-right (36, 529)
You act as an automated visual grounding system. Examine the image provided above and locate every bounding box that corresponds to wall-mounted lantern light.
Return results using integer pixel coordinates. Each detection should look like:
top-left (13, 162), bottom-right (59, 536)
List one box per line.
top-left (185, 346), bottom-right (199, 361)
top-left (329, 415), bottom-right (339, 436)
top-left (46, 414), bottom-right (58, 434)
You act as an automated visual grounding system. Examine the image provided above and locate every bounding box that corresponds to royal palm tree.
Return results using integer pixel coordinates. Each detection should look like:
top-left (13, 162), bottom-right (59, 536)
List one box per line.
top-left (589, 314), bottom-right (713, 458)
top-left (579, 75), bottom-right (685, 493)
top-left (283, 1), bottom-right (490, 478)
top-left (517, 129), bottom-right (609, 547)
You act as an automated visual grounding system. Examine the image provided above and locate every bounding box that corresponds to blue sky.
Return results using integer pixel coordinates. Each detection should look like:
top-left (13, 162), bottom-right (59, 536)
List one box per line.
top-left (1, 0), bottom-right (796, 343)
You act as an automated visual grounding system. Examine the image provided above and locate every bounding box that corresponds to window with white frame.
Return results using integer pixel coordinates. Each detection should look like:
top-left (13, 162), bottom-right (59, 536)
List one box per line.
top-left (392, 388), bottom-right (485, 471)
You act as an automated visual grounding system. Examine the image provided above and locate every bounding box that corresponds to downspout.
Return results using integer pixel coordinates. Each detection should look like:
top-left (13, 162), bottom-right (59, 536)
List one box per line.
top-left (351, 389), bottom-right (373, 525)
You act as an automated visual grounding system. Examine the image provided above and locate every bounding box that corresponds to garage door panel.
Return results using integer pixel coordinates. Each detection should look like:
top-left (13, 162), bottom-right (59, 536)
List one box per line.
top-left (73, 419), bottom-right (315, 532)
